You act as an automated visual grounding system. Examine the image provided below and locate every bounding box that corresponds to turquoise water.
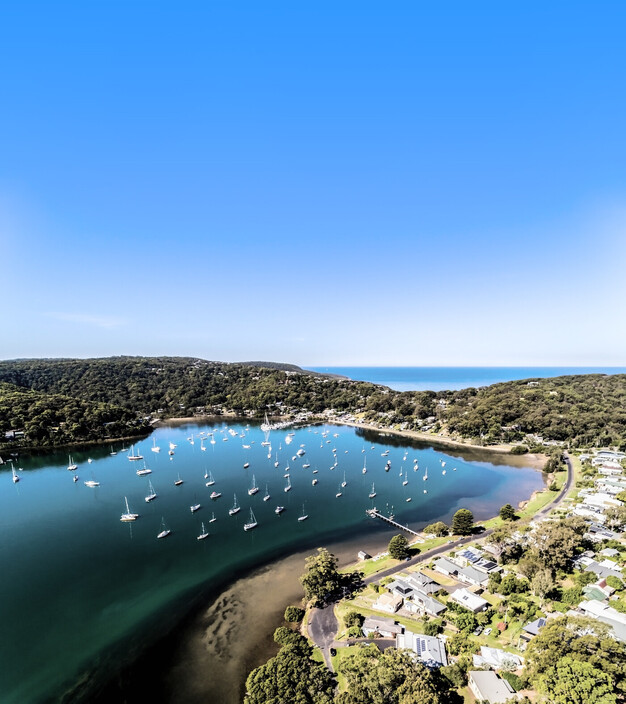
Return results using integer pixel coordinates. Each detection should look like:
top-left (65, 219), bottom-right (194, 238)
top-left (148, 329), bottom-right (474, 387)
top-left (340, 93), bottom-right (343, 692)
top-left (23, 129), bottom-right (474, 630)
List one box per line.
top-left (0, 422), bottom-right (543, 703)
top-left (307, 366), bottom-right (626, 391)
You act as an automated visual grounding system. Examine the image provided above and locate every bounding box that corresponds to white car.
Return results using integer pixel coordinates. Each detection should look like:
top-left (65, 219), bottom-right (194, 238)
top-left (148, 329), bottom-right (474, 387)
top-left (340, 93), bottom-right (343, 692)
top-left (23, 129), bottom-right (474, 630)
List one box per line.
top-left (484, 627), bottom-right (492, 636)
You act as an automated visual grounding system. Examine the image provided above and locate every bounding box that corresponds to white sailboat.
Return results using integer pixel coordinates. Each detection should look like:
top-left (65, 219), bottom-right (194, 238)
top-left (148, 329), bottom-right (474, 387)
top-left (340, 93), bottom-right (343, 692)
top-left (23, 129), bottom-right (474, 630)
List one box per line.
top-left (84, 475), bottom-right (100, 487)
top-left (297, 505), bottom-right (308, 522)
top-left (369, 482), bottom-right (377, 499)
top-left (362, 457), bottom-right (367, 474)
top-left (200, 437), bottom-right (206, 451)
top-left (157, 517), bottom-right (171, 539)
top-left (243, 508), bottom-right (258, 531)
top-left (423, 467), bottom-right (428, 481)
top-left (120, 496), bottom-right (139, 522)
top-left (341, 471), bottom-right (347, 488)
top-left (248, 474), bottom-right (259, 495)
top-left (136, 462), bottom-right (152, 476)
top-left (263, 485), bottom-right (271, 502)
top-left (229, 494), bottom-right (241, 515)
top-left (312, 478), bottom-right (318, 486)
top-left (205, 471), bottom-right (215, 487)
top-left (275, 505), bottom-right (285, 514)
top-left (190, 501), bottom-right (201, 513)
top-left (402, 472), bottom-right (408, 486)
top-left (110, 446), bottom-right (117, 456)
top-left (336, 484), bottom-right (343, 498)
top-left (284, 476), bottom-right (292, 492)
top-left (209, 512), bottom-right (217, 523)
top-left (12, 463), bottom-right (20, 483)
top-left (151, 438), bottom-right (160, 453)
top-left (127, 445), bottom-right (143, 461)
top-left (67, 454), bottom-right (78, 471)
top-left (145, 480), bottom-right (157, 501)
top-left (174, 473), bottom-right (184, 486)
top-left (243, 462), bottom-right (250, 469)
top-left (210, 489), bottom-right (222, 499)
top-left (197, 522), bottom-right (209, 540)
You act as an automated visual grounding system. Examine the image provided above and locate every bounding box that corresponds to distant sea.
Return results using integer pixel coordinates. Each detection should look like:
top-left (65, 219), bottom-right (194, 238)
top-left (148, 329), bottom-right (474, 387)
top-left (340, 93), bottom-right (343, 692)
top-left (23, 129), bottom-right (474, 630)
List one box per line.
top-left (305, 366), bottom-right (626, 392)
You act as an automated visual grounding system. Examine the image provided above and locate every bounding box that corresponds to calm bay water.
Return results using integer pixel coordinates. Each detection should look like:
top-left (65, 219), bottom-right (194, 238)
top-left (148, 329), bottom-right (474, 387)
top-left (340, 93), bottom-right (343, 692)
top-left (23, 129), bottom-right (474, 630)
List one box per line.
top-left (307, 366), bottom-right (626, 391)
top-left (0, 422), bottom-right (543, 703)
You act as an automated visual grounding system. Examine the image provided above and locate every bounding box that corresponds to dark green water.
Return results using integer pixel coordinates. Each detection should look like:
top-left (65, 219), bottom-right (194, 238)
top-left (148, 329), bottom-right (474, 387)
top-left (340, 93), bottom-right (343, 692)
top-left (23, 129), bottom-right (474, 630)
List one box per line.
top-left (0, 422), bottom-right (543, 703)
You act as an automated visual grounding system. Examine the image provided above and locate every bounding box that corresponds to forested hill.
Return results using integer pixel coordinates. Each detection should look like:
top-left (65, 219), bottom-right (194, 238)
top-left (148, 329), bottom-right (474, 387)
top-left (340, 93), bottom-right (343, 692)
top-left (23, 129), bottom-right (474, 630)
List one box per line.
top-left (1, 357), bottom-right (626, 450)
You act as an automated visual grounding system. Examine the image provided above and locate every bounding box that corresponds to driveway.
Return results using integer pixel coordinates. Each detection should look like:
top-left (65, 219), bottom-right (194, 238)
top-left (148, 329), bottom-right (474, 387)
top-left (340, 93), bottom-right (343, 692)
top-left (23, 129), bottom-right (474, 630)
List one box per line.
top-left (308, 603), bottom-right (339, 670)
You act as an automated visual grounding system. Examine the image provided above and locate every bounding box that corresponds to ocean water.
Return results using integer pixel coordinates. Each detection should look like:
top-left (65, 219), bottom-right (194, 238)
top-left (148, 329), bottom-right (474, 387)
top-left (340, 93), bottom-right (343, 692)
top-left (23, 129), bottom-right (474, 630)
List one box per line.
top-left (0, 422), bottom-right (543, 703)
top-left (306, 366), bottom-right (626, 391)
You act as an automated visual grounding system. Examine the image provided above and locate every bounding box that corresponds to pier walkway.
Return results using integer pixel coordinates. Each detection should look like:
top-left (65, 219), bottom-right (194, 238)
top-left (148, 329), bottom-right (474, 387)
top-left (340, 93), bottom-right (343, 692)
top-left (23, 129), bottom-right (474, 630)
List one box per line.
top-left (366, 508), bottom-right (424, 541)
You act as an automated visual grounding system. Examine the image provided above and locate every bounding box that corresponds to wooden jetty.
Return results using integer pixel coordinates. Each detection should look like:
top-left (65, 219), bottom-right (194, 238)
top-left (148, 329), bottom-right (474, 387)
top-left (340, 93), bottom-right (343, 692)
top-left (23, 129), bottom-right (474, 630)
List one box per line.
top-left (366, 508), bottom-right (423, 541)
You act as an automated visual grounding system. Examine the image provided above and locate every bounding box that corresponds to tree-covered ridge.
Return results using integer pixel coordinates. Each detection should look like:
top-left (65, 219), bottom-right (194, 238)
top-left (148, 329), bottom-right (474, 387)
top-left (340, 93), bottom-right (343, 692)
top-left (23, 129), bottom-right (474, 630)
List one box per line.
top-left (440, 373), bottom-right (626, 447)
top-left (2, 357), bottom-right (626, 449)
top-left (0, 381), bottom-right (148, 447)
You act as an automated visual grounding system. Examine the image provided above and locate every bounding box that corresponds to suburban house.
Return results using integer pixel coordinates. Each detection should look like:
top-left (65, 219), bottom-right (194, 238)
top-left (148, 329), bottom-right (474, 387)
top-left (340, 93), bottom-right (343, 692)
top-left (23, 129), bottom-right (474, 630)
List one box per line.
top-left (396, 630), bottom-right (448, 668)
top-left (519, 616), bottom-right (547, 647)
top-left (456, 564), bottom-right (490, 588)
top-left (577, 600), bottom-right (626, 642)
top-left (468, 671), bottom-right (518, 703)
top-left (472, 645), bottom-right (523, 670)
top-left (362, 616), bottom-right (404, 638)
top-left (448, 587), bottom-right (489, 613)
top-left (404, 588), bottom-right (447, 617)
top-left (432, 557), bottom-right (459, 576)
top-left (373, 592), bottom-right (403, 614)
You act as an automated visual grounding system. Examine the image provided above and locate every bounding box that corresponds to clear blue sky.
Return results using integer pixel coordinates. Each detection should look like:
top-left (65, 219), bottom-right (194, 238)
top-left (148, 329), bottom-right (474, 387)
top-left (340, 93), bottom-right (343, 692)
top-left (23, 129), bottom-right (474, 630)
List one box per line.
top-left (2, 1), bottom-right (625, 365)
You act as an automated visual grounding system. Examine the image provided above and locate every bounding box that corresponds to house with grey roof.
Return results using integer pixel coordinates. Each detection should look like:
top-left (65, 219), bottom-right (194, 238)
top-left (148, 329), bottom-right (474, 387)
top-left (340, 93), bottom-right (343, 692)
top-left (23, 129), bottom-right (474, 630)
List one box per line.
top-left (396, 630), bottom-right (448, 668)
top-left (432, 557), bottom-right (459, 576)
top-left (468, 671), bottom-right (517, 703)
top-left (523, 617), bottom-right (546, 637)
top-left (577, 600), bottom-right (626, 642)
top-left (362, 616), bottom-right (404, 638)
top-left (404, 588), bottom-right (447, 617)
top-left (406, 571), bottom-right (441, 594)
top-left (456, 564), bottom-right (490, 587)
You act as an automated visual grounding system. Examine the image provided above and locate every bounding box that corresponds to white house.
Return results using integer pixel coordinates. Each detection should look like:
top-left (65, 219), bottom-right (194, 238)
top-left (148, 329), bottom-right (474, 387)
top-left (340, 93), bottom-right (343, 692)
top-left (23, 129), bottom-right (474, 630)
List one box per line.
top-left (472, 645), bottom-right (523, 670)
top-left (468, 671), bottom-right (517, 703)
top-left (362, 616), bottom-right (403, 638)
top-left (449, 587), bottom-right (489, 613)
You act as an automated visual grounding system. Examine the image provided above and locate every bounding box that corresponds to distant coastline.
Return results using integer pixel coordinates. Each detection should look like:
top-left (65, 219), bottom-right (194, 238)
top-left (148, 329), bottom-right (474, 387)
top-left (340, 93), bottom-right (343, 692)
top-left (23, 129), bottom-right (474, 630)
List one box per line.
top-left (305, 365), bottom-right (626, 391)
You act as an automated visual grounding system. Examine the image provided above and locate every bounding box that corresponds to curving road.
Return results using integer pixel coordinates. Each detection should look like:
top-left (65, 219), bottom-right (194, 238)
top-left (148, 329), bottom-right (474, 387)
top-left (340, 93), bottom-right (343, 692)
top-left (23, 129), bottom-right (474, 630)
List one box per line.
top-left (308, 453), bottom-right (573, 659)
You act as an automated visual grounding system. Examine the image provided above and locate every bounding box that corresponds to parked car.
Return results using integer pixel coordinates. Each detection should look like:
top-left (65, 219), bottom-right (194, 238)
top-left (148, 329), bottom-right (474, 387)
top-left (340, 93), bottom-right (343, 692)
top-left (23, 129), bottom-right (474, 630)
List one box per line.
top-left (473, 627), bottom-right (483, 636)
top-left (484, 627), bottom-right (492, 636)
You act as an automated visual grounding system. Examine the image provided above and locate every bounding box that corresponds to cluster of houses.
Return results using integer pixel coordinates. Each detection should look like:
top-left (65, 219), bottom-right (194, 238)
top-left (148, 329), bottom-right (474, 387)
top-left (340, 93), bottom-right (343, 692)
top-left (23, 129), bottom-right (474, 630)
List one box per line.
top-left (360, 614), bottom-right (519, 702)
top-left (571, 450), bottom-right (625, 525)
top-left (358, 548), bottom-right (526, 702)
top-left (348, 449), bottom-right (626, 703)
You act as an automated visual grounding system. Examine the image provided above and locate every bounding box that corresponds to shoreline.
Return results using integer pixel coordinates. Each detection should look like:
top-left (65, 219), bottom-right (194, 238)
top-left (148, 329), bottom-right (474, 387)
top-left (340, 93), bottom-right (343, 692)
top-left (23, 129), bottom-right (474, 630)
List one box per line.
top-left (329, 418), bottom-right (547, 470)
top-left (3, 415), bottom-right (547, 473)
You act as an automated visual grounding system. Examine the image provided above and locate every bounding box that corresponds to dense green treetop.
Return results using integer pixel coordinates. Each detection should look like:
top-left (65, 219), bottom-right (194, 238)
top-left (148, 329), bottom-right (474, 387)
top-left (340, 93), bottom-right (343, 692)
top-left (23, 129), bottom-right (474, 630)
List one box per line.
top-left (524, 615), bottom-right (626, 699)
top-left (388, 534), bottom-right (410, 560)
top-left (336, 645), bottom-right (443, 704)
top-left (451, 509), bottom-right (474, 536)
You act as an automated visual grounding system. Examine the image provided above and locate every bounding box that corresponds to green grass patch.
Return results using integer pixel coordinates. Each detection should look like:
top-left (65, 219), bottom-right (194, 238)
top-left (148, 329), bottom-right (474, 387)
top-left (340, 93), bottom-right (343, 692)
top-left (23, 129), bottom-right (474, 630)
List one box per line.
top-left (330, 645), bottom-right (359, 692)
